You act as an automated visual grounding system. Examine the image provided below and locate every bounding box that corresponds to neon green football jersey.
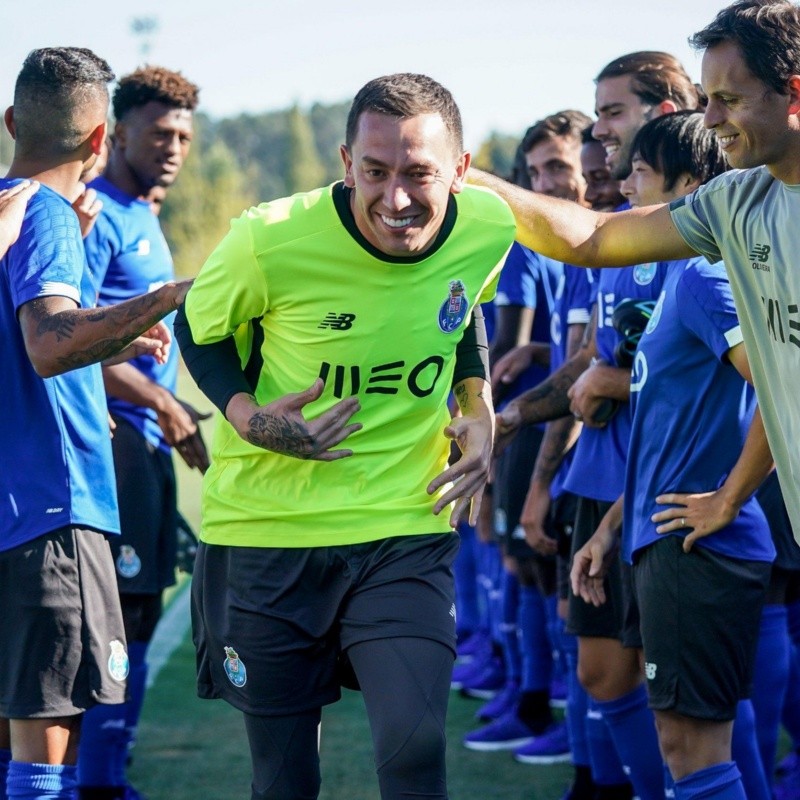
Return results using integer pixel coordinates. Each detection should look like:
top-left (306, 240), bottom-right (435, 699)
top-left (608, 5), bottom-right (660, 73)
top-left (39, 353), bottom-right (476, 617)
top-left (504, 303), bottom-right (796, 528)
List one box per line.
top-left (185, 182), bottom-right (514, 547)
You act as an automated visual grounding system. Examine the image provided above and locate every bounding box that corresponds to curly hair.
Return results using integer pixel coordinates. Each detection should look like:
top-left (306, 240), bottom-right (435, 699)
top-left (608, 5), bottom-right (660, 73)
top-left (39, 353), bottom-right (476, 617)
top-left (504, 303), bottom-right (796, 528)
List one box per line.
top-left (113, 65), bottom-right (199, 120)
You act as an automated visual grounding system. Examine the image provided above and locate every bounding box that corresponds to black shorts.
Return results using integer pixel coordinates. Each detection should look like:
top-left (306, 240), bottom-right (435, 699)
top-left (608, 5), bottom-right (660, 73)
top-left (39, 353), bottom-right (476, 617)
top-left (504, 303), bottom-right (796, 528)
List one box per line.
top-left (566, 496), bottom-right (628, 640)
top-left (634, 536), bottom-right (770, 721)
top-left (0, 528), bottom-right (127, 718)
top-left (757, 471), bottom-right (800, 571)
top-left (493, 424), bottom-right (544, 559)
top-left (110, 417), bottom-right (177, 595)
top-left (552, 492), bottom-right (578, 601)
top-left (192, 533), bottom-right (460, 716)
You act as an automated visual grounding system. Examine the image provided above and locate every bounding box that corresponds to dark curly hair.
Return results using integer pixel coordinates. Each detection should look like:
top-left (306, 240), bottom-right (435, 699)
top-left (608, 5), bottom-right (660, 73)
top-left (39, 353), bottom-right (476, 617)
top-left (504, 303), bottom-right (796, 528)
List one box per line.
top-left (113, 65), bottom-right (199, 121)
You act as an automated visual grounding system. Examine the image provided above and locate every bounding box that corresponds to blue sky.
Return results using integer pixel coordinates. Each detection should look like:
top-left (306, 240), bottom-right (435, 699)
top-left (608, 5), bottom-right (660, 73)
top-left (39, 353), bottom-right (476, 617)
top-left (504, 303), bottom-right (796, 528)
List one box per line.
top-left (1, 0), bottom-right (727, 148)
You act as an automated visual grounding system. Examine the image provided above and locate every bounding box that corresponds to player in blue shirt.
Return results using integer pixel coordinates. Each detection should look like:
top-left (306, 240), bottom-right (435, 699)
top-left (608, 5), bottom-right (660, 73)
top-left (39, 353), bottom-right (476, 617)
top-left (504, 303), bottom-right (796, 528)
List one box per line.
top-left (0, 48), bottom-right (190, 800)
top-left (571, 111), bottom-right (774, 800)
top-left (77, 67), bottom-right (206, 800)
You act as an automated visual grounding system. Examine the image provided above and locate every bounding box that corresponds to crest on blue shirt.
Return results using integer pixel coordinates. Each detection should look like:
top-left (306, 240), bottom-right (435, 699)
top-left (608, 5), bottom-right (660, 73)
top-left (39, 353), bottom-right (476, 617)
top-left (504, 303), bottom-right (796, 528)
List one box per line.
top-left (438, 280), bottom-right (469, 333)
top-left (116, 545), bottom-right (141, 579)
top-left (645, 292), bottom-right (665, 335)
top-left (108, 639), bottom-right (130, 682)
top-left (633, 263), bottom-right (658, 286)
top-left (223, 646), bottom-right (248, 687)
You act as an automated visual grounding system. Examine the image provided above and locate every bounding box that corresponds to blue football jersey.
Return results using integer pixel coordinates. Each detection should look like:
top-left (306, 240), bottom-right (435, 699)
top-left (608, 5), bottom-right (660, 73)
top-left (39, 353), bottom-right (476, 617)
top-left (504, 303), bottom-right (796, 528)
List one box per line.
top-left (550, 265), bottom-right (596, 500)
top-left (494, 242), bottom-right (561, 409)
top-left (563, 262), bottom-right (669, 502)
top-left (85, 177), bottom-right (178, 451)
top-left (0, 181), bottom-right (119, 550)
top-left (623, 257), bottom-right (773, 563)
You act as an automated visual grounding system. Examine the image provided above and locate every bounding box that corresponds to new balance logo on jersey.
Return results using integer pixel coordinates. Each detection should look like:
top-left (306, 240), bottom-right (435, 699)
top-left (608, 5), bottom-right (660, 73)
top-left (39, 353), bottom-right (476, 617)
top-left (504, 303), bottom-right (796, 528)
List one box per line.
top-left (750, 243), bottom-right (771, 272)
top-left (318, 312), bottom-right (356, 330)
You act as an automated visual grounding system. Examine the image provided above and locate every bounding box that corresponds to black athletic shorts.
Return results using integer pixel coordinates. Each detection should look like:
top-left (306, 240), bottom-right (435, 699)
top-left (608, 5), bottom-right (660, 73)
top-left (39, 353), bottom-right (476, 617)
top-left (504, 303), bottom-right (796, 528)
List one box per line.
top-left (552, 491), bottom-right (578, 601)
top-left (192, 533), bottom-right (460, 716)
top-left (0, 528), bottom-right (127, 717)
top-left (634, 536), bottom-right (770, 721)
top-left (566, 495), bottom-right (628, 640)
top-left (110, 416), bottom-right (178, 595)
top-left (493, 423), bottom-right (545, 559)
top-left (757, 471), bottom-right (800, 571)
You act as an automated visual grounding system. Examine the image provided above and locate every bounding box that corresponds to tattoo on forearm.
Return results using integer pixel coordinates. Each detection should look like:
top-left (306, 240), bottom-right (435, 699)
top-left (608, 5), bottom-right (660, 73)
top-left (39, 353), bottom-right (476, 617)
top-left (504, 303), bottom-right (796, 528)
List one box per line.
top-left (247, 412), bottom-right (316, 458)
top-left (29, 290), bottom-right (170, 371)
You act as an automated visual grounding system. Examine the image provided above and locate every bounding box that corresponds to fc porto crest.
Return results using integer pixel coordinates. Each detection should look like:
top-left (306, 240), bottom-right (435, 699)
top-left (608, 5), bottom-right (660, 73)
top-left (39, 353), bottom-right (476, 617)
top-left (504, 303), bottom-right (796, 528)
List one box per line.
top-left (633, 263), bottom-right (658, 286)
top-left (116, 545), bottom-right (141, 579)
top-left (438, 280), bottom-right (469, 333)
top-left (223, 646), bottom-right (247, 687)
top-left (645, 292), bottom-right (665, 334)
top-left (108, 639), bottom-right (130, 682)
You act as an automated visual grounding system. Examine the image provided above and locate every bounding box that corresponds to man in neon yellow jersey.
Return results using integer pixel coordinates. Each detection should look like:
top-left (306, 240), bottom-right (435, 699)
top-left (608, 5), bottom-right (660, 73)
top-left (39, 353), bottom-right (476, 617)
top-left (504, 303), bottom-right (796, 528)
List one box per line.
top-left (175, 73), bottom-right (514, 799)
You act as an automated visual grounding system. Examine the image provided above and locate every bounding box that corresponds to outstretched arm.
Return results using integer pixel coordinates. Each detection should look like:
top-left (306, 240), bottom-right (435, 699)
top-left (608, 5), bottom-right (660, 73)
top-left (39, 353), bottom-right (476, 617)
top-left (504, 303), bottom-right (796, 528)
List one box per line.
top-left (469, 168), bottom-right (695, 267)
top-left (18, 282), bottom-right (190, 378)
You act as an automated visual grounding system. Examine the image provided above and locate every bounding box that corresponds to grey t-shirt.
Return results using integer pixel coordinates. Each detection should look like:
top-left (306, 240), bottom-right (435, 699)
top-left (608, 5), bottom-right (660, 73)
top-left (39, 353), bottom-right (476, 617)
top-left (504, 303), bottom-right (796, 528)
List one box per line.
top-left (670, 166), bottom-right (800, 543)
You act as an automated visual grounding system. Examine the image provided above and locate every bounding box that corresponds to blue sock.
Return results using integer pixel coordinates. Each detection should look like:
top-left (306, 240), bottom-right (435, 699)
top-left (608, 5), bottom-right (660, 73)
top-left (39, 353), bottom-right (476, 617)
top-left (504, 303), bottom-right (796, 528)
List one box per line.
top-left (546, 595), bottom-right (566, 684)
top-left (499, 569), bottom-right (521, 683)
top-left (77, 701), bottom-right (127, 787)
top-left (750, 604), bottom-right (789, 787)
top-left (0, 750), bottom-right (10, 800)
top-left (519, 585), bottom-right (551, 691)
top-left (731, 700), bottom-right (770, 800)
top-left (481, 544), bottom-right (503, 646)
top-left (124, 640), bottom-right (149, 756)
top-left (563, 633), bottom-right (590, 768)
top-left (782, 600), bottom-right (800, 750)
top-left (594, 684), bottom-right (664, 800)
top-left (454, 522), bottom-right (482, 636)
top-left (673, 762), bottom-right (745, 800)
top-left (585, 698), bottom-right (628, 786)
top-left (6, 762), bottom-right (76, 799)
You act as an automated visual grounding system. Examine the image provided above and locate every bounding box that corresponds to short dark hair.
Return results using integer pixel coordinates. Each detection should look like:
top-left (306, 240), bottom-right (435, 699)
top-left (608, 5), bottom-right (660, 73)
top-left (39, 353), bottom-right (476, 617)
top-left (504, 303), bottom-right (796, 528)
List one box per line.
top-left (596, 51), bottom-right (700, 110)
top-left (14, 47), bottom-right (114, 156)
top-left (630, 111), bottom-right (728, 191)
top-left (521, 110), bottom-right (592, 155)
top-left (345, 73), bottom-right (463, 151)
top-left (690, 0), bottom-right (800, 95)
top-left (113, 65), bottom-right (200, 121)
top-left (581, 123), bottom-right (598, 145)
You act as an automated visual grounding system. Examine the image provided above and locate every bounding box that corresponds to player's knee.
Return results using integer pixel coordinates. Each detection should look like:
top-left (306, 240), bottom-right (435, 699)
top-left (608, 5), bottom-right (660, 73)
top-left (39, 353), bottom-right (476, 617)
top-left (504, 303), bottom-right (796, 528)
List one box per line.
top-left (375, 713), bottom-right (446, 792)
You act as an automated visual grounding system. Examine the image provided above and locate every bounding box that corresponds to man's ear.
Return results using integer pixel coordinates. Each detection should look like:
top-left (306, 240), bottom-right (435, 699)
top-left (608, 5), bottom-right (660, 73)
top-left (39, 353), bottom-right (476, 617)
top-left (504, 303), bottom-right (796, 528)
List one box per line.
top-left (340, 144), bottom-right (355, 188)
top-left (4, 106), bottom-right (15, 139)
top-left (654, 100), bottom-right (679, 118)
top-left (88, 121), bottom-right (107, 155)
top-left (787, 75), bottom-right (800, 116)
top-left (451, 152), bottom-right (471, 194)
top-left (114, 120), bottom-right (127, 149)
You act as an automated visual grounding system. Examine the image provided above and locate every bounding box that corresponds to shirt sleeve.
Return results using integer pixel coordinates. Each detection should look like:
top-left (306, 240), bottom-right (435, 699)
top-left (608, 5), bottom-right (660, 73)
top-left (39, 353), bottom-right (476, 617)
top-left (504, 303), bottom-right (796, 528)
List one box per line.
top-left (494, 242), bottom-right (537, 308)
top-left (669, 184), bottom-right (725, 265)
top-left (184, 209), bottom-right (270, 344)
top-left (676, 259), bottom-right (742, 362)
top-left (9, 191), bottom-right (84, 311)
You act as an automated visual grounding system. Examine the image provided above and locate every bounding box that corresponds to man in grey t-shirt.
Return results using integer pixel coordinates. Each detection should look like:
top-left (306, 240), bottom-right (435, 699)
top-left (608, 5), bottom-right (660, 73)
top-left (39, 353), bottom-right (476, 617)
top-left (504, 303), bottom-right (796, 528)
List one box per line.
top-left (471, 0), bottom-right (799, 546)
